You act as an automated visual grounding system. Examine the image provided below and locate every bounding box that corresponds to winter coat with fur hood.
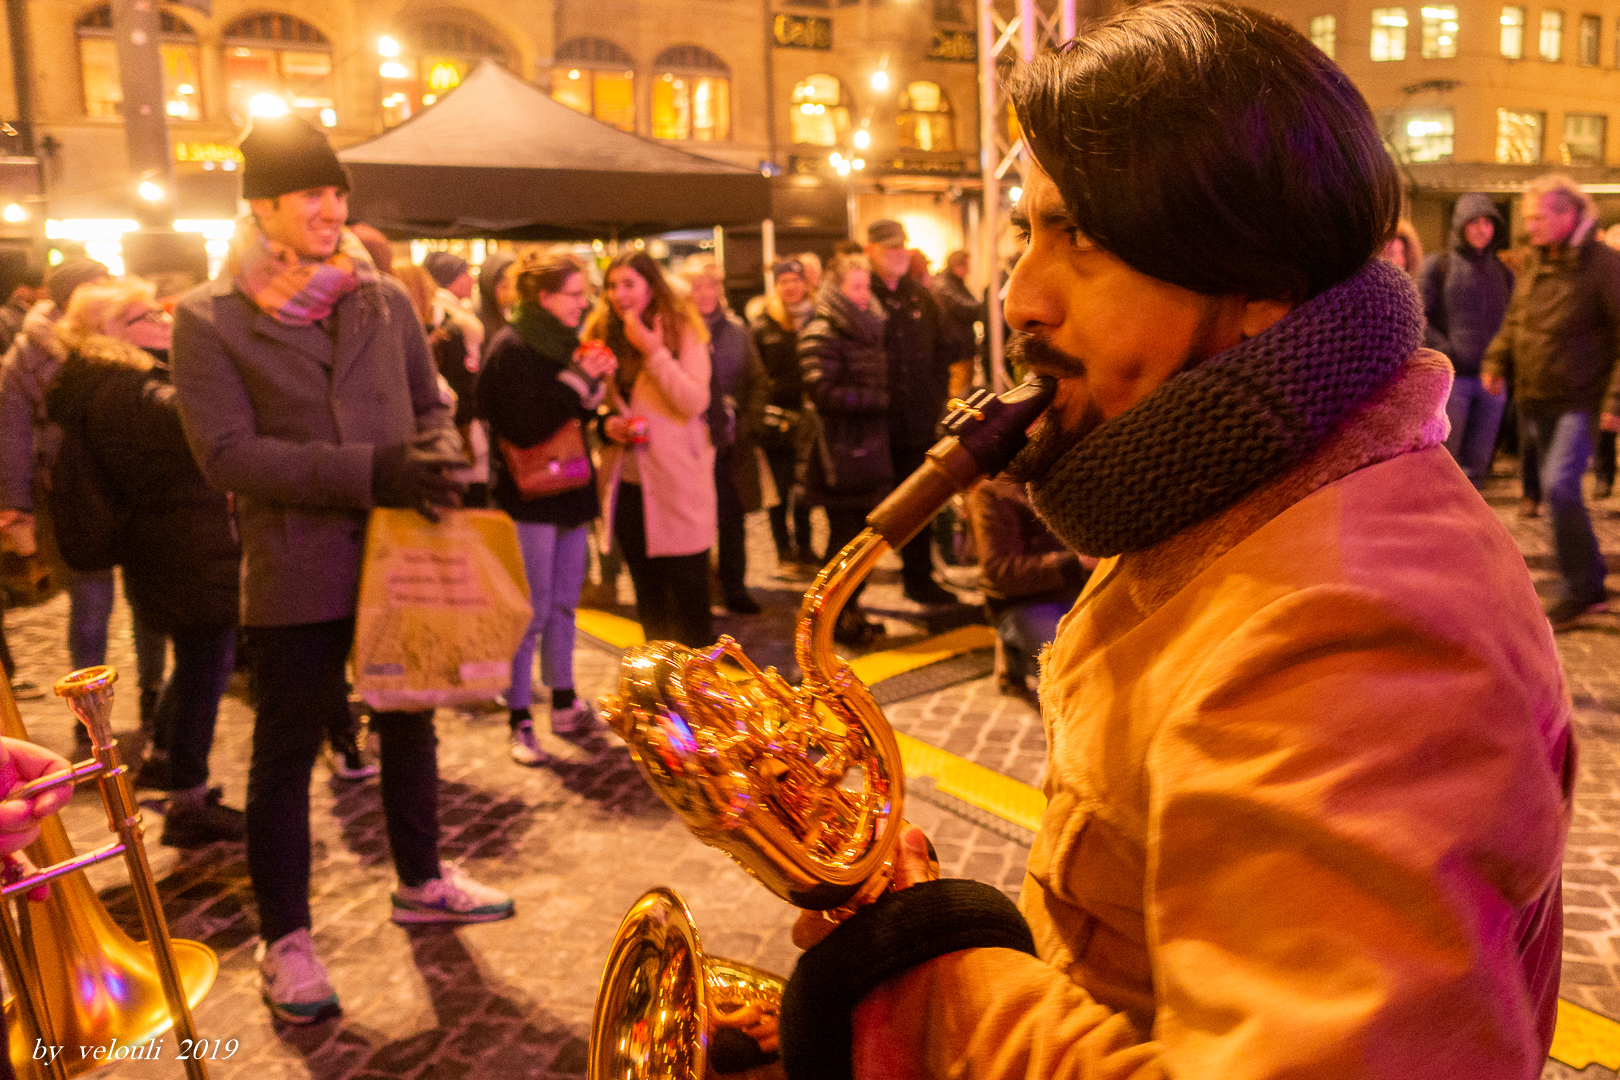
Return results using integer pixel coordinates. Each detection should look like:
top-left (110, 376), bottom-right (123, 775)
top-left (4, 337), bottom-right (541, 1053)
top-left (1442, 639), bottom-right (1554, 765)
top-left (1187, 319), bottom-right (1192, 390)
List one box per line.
top-left (45, 336), bottom-right (239, 632)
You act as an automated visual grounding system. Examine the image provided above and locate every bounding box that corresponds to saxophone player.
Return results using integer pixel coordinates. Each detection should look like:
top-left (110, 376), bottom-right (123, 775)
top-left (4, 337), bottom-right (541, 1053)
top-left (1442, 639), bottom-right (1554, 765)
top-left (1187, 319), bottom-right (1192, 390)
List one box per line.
top-left (774, 3), bottom-right (1572, 1077)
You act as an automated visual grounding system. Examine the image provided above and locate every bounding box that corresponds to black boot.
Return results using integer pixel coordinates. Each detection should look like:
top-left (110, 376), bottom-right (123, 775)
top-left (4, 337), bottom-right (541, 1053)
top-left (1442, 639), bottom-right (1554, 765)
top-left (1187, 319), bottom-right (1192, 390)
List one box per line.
top-left (160, 787), bottom-right (244, 847)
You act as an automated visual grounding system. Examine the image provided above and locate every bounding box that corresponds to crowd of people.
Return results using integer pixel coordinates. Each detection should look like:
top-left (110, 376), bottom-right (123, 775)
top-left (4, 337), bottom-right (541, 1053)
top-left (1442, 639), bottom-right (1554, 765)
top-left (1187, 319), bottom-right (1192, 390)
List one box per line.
top-left (1384, 171), bottom-right (1620, 631)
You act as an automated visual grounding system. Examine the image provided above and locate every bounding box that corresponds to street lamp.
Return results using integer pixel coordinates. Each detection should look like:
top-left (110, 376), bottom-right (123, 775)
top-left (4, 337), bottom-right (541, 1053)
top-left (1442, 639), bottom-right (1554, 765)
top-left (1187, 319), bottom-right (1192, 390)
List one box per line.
top-left (853, 128), bottom-right (871, 149)
top-left (248, 94), bottom-right (289, 118)
top-left (870, 70), bottom-right (890, 92)
top-left (2, 204), bottom-right (26, 224)
top-left (137, 181), bottom-right (166, 203)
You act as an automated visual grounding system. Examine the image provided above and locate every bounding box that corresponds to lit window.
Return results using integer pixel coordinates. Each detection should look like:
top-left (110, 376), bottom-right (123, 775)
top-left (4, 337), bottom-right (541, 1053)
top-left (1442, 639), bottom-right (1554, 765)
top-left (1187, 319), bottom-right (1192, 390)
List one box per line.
top-left (1421, 5), bottom-right (1459, 57)
top-left (791, 75), bottom-right (850, 146)
top-left (1497, 108), bottom-right (1545, 162)
top-left (1394, 108), bottom-right (1454, 160)
top-left (1541, 9), bottom-right (1564, 59)
top-left (77, 6), bottom-right (202, 121)
top-left (1564, 112), bottom-right (1606, 163)
top-left (551, 39), bottom-right (636, 132)
top-left (223, 13), bottom-right (334, 126)
top-left (652, 46), bottom-right (730, 141)
top-left (897, 81), bottom-right (954, 152)
top-left (1501, 5), bottom-right (1526, 55)
top-left (1579, 14), bottom-right (1601, 63)
top-left (381, 21), bottom-right (513, 128)
top-left (1372, 8), bottom-right (1408, 60)
top-left (1310, 14), bottom-right (1337, 57)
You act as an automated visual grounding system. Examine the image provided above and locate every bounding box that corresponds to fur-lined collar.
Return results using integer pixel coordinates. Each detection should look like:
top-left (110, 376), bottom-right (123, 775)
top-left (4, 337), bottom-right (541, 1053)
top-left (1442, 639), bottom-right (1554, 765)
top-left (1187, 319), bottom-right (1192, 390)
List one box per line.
top-left (68, 333), bottom-right (157, 373)
top-left (1110, 348), bottom-right (1454, 614)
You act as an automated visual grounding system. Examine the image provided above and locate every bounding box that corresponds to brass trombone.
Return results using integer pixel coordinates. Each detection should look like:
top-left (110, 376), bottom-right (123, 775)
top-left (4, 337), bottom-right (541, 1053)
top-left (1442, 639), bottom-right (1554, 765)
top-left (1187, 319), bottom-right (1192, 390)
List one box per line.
top-left (0, 667), bottom-right (216, 1080)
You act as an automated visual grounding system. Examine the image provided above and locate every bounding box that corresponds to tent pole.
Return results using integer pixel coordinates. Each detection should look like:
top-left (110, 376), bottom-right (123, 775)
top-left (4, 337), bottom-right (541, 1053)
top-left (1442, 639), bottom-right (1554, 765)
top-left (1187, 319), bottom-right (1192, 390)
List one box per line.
top-left (762, 217), bottom-right (776, 296)
top-left (713, 225), bottom-right (726, 277)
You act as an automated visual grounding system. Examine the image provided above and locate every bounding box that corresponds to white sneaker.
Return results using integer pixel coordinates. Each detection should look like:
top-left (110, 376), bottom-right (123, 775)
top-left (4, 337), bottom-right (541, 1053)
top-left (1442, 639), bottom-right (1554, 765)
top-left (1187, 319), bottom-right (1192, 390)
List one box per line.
top-left (509, 721), bottom-right (544, 766)
top-left (550, 700), bottom-right (596, 736)
top-left (256, 929), bottom-right (340, 1024)
top-left (391, 863), bottom-right (515, 924)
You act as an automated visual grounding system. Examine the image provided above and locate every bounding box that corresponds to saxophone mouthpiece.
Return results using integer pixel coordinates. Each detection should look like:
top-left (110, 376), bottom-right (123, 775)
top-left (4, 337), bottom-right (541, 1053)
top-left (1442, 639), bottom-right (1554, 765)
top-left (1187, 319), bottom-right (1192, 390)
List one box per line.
top-left (867, 376), bottom-right (1059, 550)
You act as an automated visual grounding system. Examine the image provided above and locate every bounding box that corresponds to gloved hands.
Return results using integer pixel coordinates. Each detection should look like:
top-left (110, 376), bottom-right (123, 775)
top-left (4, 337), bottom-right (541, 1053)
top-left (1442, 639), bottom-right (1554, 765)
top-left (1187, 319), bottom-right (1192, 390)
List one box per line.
top-left (372, 430), bottom-right (467, 522)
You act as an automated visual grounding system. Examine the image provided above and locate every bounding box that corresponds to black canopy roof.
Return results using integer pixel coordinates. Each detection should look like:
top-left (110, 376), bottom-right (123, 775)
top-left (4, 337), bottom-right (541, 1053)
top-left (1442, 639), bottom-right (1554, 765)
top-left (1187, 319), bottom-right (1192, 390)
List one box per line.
top-left (338, 61), bottom-right (771, 240)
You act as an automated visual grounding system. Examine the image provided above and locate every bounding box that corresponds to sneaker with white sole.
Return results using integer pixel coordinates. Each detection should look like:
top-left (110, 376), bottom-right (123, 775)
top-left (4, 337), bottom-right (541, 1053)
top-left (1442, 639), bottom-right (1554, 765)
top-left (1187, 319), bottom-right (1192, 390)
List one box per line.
top-left (256, 929), bottom-right (340, 1024)
top-left (391, 863), bottom-right (515, 924)
top-left (509, 721), bottom-right (544, 766)
top-left (550, 700), bottom-right (595, 736)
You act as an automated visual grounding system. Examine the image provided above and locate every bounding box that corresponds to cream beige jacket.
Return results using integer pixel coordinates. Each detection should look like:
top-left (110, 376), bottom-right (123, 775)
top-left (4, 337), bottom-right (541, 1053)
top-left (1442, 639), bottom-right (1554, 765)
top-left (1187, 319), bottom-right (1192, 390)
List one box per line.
top-left (855, 351), bottom-right (1572, 1079)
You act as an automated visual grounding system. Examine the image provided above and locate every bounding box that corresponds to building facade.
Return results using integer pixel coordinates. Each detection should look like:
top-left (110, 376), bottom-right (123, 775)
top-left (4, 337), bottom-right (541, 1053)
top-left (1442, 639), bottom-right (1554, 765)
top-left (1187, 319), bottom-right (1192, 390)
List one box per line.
top-left (0, 0), bottom-right (986, 279)
top-left (1261, 0), bottom-right (1620, 247)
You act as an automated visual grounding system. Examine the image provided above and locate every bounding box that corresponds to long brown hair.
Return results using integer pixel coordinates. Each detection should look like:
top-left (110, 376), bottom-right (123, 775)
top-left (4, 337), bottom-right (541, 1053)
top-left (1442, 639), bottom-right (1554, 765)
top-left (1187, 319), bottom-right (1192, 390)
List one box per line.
top-left (581, 250), bottom-right (707, 358)
top-left (514, 250), bottom-right (585, 305)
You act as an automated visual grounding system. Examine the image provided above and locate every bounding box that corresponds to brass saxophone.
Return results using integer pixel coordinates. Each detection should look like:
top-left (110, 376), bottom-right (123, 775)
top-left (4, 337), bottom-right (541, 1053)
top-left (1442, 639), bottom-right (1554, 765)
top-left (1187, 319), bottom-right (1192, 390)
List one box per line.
top-left (599, 376), bottom-right (1058, 910)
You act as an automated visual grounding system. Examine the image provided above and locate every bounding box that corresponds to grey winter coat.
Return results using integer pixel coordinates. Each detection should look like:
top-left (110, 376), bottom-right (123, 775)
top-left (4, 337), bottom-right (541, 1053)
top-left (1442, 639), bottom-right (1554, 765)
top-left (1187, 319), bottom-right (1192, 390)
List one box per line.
top-left (170, 273), bottom-right (457, 627)
top-left (0, 300), bottom-right (65, 511)
top-left (1419, 193), bottom-right (1514, 379)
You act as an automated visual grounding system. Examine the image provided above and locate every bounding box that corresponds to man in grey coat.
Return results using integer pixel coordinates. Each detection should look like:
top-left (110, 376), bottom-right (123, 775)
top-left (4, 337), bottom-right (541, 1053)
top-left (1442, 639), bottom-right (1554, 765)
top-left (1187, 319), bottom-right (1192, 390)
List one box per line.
top-left (170, 116), bottom-right (513, 1027)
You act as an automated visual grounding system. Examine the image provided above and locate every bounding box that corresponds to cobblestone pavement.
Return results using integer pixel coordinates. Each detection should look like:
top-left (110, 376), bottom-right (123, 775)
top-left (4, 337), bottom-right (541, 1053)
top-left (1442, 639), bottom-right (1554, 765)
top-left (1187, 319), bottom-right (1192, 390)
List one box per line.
top-left (7, 458), bottom-right (1620, 1078)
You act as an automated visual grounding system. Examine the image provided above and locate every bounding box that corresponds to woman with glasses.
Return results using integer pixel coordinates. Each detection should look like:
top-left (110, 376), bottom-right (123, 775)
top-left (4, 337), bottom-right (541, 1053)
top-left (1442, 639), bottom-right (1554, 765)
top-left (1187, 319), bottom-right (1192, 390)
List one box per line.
top-left (45, 278), bottom-right (244, 847)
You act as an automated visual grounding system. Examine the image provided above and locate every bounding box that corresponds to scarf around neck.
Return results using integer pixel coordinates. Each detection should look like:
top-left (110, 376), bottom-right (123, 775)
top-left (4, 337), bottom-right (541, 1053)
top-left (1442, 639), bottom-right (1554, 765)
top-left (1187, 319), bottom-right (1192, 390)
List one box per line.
top-left (229, 219), bottom-right (381, 326)
top-left (508, 301), bottom-right (579, 362)
top-left (1025, 258), bottom-right (1424, 557)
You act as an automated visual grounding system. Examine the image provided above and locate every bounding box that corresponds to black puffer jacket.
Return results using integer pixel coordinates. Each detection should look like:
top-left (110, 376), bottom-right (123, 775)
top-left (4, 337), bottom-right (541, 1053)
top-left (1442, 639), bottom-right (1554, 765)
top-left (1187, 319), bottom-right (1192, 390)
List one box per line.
top-left (1419, 193), bottom-right (1514, 378)
top-left (46, 337), bottom-right (239, 632)
top-left (797, 290), bottom-right (890, 508)
top-left (872, 273), bottom-right (958, 445)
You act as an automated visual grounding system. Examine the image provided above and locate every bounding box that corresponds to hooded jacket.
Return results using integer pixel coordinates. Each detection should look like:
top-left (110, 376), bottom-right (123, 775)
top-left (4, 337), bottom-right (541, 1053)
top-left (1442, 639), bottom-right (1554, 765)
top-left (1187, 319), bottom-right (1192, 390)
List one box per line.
top-left (1482, 207), bottom-right (1620, 413)
top-left (1419, 193), bottom-right (1514, 378)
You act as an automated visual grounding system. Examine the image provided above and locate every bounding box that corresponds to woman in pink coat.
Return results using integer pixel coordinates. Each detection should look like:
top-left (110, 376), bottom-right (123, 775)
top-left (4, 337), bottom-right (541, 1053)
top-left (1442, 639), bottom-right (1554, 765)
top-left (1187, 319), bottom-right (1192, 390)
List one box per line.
top-left (585, 251), bottom-right (715, 647)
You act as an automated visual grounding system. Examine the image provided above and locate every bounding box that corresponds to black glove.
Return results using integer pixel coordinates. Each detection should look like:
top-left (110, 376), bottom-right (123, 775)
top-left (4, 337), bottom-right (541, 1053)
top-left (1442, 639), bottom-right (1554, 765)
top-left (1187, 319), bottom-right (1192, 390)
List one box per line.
top-left (371, 431), bottom-right (467, 522)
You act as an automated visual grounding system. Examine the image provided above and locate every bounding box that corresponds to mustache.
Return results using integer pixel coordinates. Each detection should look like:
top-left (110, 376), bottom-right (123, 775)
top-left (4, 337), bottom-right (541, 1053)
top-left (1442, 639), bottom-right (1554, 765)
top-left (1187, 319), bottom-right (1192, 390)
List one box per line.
top-left (1008, 332), bottom-right (1087, 379)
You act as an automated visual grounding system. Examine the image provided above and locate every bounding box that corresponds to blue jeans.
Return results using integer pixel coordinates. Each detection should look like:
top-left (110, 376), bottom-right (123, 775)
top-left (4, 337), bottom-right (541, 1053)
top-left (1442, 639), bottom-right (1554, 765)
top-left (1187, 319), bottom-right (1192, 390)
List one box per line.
top-left (149, 624), bottom-right (236, 791)
top-left (69, 570), bottom-right (167, 689)
top-left (995, 600), bottom-right (1070, 687)
top-left (1443, 376), bottom-right (1507, 487)
top-left (508, 521), bottom-right (589, 710)
top-left (1521, 407), bottom-right (1607, 605)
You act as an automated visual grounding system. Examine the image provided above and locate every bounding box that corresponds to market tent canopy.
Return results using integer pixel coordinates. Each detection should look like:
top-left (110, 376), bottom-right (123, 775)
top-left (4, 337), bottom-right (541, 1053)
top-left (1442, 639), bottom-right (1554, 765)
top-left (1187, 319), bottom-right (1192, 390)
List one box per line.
top-left (338, 61), bottom-right (771, 240)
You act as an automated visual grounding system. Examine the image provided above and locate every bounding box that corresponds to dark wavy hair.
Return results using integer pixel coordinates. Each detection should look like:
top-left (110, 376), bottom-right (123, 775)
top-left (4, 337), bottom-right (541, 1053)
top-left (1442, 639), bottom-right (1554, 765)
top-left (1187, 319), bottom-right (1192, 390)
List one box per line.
top-left (1011, 0), bottom-right (1400, 302)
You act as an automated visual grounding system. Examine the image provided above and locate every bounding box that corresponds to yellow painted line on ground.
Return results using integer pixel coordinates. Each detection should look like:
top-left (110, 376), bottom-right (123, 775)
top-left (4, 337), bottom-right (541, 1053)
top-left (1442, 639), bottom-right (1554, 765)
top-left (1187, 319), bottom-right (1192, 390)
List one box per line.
top-left (576, 608), bottom-right (645, 649)
top-left (846, 624), bottom-right (997, 685)
top-left (1552, 998), bottom-right (1620, 1070)
top-left (896, 731), bottom-right (1047, 834)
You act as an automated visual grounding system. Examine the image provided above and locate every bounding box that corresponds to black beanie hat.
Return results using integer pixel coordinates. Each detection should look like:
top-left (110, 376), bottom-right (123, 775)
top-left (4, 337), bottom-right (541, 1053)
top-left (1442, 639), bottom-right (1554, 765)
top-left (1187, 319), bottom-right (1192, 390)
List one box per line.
top-left (239, 115), bottom-right (350, 201)
top-left (46, 258), bottom-right (110, 310)
top-left (422, 251), bottom-right (470, 288)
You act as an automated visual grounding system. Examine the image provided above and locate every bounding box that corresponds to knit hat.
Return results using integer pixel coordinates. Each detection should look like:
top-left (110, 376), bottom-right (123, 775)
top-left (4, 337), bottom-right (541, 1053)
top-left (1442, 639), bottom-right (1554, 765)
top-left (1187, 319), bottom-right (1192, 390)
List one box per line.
top-left (422, 251), bottom-right (470, 289)
top-left (772, 258), bottom-right (806, 280)
top-left (239, 115), bottom-right (350, 201)
top-left (46, 258), bottom-right (110, 310)
top-left (866, 219), bottom-right (906, 248)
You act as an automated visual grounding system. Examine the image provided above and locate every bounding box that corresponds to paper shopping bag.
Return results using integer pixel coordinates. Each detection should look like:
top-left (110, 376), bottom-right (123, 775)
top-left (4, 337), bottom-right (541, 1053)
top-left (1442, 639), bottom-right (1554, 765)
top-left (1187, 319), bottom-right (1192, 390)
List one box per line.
top-left (353, 508), bottom-right (533, 711)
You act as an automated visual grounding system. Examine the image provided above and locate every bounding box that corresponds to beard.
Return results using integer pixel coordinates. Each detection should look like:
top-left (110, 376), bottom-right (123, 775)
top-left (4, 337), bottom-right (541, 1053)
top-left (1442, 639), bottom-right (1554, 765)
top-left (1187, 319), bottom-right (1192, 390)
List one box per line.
top-left (1003, 333), bottom-right (1101, 483)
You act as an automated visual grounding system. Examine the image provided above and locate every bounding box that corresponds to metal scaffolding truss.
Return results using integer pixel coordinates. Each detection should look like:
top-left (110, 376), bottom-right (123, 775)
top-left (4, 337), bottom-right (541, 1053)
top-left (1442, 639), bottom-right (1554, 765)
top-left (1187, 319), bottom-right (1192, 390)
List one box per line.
top-left (978, 0), bottom-right (1075, 387)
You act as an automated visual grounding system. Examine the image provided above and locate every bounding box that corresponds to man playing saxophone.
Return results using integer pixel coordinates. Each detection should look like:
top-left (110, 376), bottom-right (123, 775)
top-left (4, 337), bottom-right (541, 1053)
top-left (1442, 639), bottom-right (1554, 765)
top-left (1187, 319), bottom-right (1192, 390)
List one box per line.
top-left (772, 3), bottom-right (1573, 1077)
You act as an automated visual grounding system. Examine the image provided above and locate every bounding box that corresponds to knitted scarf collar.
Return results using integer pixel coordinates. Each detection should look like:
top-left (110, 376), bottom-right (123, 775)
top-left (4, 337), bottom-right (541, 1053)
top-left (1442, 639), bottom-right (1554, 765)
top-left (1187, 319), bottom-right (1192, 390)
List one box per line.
top-left (508, 301), bottom-right (579, 362)
top-left (229, 218), bottom-right (381, 327)
top-left (1021, 258), bottom-right (1424, 557)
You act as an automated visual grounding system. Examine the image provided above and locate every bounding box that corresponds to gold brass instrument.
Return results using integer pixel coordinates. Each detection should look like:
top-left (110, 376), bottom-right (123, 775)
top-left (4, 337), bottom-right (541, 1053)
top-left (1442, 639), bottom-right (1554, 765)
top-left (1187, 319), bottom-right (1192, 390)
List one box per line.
top-left (589, 887), bottom-right (783, 1080)
top-left (601, 376), bottom-right (1057, 910)
top-left (0, 667), bottom-right (216, 1080)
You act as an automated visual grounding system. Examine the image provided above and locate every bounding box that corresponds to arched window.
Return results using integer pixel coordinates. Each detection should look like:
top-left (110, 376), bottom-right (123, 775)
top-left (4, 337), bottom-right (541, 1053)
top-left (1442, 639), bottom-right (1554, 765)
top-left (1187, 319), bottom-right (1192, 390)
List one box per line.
top-left (223, 12), bottom-right (335, 127)
top-left (898, 81), bottom-right (954, 151)
top-left (381, 17), bottom-right (515, 127)
top-left (552, 38), bottom-right (636, 132)
top-left (790, 74), bottom-right (851, 146)
top-left (652, 45), bottom-right (729, 141)
top-left (77, 6), bottom-right (202, 120)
